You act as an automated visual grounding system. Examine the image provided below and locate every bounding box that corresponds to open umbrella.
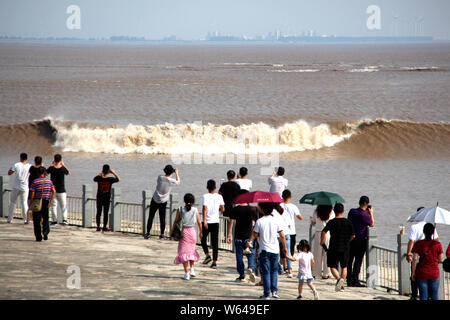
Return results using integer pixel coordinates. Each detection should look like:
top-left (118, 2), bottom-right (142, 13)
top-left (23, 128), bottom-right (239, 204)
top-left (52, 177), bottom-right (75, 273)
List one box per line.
top-left (407, 205), bottom-right (450, 225)
top-left (232, 191), bottom-right (283, 204)
top-left (299, 191), bottom-right (345, 206)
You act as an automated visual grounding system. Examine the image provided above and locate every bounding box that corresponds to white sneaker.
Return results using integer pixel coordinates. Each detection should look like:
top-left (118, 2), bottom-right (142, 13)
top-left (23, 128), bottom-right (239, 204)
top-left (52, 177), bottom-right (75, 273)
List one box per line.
top-left (335, 278), bottom-right (345, 292)
top-left (272, 291), bottom-right (279, 299)
top-left (182, 272), bottom-right (190, 280)
top-left (313, 290), bottom-right (319, 300)
top-left (190, 268), bottom-right (196, 278)
top-left (287, 273), bottom-right (293, 278)
top-left (247, 269), bottom-right (256, 283)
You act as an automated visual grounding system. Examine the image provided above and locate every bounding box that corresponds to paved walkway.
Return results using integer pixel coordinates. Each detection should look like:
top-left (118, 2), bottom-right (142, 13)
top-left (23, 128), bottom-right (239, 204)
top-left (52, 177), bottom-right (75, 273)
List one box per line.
top-left (0, 220), bottom-right (408, 300)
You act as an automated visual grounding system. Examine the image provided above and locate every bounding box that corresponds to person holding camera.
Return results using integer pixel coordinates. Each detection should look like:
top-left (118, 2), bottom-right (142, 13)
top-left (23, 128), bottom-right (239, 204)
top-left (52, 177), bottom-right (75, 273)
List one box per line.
top-left (144, 165), bottom-right (180, 239)
top-left (346, 195), bottom-right (374, 287)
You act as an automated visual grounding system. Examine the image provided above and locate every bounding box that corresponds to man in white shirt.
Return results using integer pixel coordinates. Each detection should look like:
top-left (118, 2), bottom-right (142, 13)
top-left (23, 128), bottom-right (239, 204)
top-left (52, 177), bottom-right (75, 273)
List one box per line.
top-left (406, 207), bottom-right (439, 300)
top-left (235, 167), bottom-right (252, 191)
top-left (279, 189), bottom-right (303, 277)
top-left (7, 153), bottom-right (32, 224)
top-left (268, 167), bottom-right (288, 197)
top-left (201, 179), bottom-right (225, 269)
top-left (247, 202), bottom-right (288, 300)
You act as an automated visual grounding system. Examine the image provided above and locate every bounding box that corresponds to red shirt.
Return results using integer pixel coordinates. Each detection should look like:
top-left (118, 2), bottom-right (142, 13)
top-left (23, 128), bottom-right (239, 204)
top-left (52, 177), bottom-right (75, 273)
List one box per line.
top-left (412, 240), bottom-right (443, 280)
top-left (446, 243), bottom-right (450, 258)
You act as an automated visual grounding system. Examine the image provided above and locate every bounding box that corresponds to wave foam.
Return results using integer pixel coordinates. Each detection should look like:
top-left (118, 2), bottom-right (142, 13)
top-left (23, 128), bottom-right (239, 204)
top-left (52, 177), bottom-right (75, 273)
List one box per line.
top-left (51, 120), bottom-right (355, 155)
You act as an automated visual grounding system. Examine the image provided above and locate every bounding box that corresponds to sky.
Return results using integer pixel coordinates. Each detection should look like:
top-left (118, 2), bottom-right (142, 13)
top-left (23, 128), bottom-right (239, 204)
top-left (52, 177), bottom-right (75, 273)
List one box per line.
top-left (0, 0), bottom-right (449, 40)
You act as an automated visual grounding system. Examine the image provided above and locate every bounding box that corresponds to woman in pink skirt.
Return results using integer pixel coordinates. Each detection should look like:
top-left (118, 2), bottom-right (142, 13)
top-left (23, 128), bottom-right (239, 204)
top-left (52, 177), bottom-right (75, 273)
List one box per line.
top-left (171, 193), bottom-right (203, 280)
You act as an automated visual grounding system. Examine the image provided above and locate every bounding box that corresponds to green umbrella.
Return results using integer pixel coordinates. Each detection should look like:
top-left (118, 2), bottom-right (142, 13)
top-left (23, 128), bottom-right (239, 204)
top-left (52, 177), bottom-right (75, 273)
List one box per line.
top-left (299, 191), bottom-right (345, 206)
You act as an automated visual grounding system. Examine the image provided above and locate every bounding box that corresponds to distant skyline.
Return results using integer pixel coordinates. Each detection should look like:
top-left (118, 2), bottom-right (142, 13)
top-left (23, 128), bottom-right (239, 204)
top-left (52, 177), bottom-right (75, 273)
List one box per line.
top-left (1, 0), bottom-right (450, 40)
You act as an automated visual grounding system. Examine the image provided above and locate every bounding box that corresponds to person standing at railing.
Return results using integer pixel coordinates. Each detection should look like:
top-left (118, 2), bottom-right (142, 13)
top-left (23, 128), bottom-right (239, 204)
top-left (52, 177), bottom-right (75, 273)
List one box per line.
top-left (47, 154), bottom-right (70, 225)
top-left (347, 195), bottom-right (374, 287)
top-left (268, 167), bottom-right (288, 197)
top-left (406, 207), bottom-right (439, 300)
top-left (235, 167), bottom-right (252, 191)
top-left (144, 165), bottom-right (180, 240)
top-left (218, 170), bottom-right (240, 218)
top-left (226, 189), bottom-right (259, 283)
top-left (29, 167), bottom-right (56, 241)
top-left (172, 193), bottom-right (203, 280)
top-left (311, 204), bottom-right (334, 280)
top-left (93, 164), bottom-right (120, 232)
top-left (411, 223), bottom-right (444, 300)
top-left (7, 153), bottom-right (32, 224)
top-left (201, 179), bottom-right (225, 269)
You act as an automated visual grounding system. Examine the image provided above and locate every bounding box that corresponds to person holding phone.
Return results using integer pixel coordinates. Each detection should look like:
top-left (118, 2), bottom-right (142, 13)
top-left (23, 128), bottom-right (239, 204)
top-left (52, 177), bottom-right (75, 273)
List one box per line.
top-left (93, 164), bottom-right (120, 232)
top-left (144, 165), bottom-right (180, 239)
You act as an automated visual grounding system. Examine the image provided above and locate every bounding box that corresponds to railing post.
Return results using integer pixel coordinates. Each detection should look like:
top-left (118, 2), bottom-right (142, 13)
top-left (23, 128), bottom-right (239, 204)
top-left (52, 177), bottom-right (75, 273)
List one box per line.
top-left (397, 233), bottom-right (411, 296)
top-left (309, 218), bottom-right (314, 245)
top-left (366, 226), bottom-right (378, 288)
top-left (82, 184), bottom-right (93, 228)
top-left (110, 187), bottom-right (121, 232)
top-left (0, 175), bottom-right (9, 218)
top-left (169, 193), bottom-right (178, 234)
top-left (438, 262), bottom-right (445, 300)
top-left (142, 190), bottom-right (151, 236)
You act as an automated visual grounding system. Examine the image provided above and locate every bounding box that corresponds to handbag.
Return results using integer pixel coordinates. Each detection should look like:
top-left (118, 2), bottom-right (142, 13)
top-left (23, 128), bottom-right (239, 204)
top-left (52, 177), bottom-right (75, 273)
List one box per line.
top-left (443, 258), bottom-right (450, 273)
top-left (30, 179), bottom-right (46, 212)
top-left (171, 206), bottom-right (184, 241)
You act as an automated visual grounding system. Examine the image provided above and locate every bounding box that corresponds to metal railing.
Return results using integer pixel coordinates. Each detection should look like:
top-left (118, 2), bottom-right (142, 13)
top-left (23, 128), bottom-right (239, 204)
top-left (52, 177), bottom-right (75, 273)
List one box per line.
top-left (66, 195), bottom-right (83, 226)
top-left (373, 245), bottom-right (399, 291)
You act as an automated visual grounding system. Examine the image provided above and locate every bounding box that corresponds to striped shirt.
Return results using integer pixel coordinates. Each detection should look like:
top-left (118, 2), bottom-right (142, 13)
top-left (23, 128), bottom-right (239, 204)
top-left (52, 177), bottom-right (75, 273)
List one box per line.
top-left (30, 177), bottom-right (54, 200)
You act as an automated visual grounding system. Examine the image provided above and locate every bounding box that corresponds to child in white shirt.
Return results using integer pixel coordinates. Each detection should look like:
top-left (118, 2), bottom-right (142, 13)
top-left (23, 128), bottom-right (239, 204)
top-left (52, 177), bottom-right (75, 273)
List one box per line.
top-left (287, 239), bottom-right (319, 300)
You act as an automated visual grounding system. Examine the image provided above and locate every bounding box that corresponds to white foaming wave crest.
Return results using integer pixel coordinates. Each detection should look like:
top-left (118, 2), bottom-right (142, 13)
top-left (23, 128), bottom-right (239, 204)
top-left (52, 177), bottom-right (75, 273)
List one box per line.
top-left (51, 120), bottom-right (355, 155)
top-left (268, 69), bottom-right (319, 73)
top-left (348, 66), bottom-right (379, 73)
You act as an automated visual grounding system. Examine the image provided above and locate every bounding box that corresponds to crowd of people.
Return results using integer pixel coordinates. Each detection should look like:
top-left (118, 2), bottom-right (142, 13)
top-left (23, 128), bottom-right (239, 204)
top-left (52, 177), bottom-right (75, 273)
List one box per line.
top-left (5, 153), bottom-right (450, 300)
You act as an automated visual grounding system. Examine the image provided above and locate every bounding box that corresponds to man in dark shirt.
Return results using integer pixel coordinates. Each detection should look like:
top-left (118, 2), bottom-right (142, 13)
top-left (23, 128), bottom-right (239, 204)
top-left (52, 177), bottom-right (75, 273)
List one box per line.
top-left (219, 170), bottom-right (241, 217)
top-left (227, 189), bottom-right (259, 283)
top-left (321, 203), bottom-right (355, 292)
top-left (346, 195), bottom-right (375, 287)
top-left (46, 154), bottom-right (70, 225)
top-left (93, 164), bottom-right (120, 232)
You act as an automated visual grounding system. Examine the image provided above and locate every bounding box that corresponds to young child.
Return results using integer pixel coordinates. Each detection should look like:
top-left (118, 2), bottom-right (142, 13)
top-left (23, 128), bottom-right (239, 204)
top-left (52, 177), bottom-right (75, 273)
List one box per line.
top-left (171, 193), bottom-right (203, 280)
top-left (287, 239), bottom-right (319, 300)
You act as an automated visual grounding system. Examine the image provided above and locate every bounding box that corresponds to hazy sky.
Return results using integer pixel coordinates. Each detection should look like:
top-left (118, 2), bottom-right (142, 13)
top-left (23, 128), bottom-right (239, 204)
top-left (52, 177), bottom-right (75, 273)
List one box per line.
top-left (1, 0), bottom-right (449, 39)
